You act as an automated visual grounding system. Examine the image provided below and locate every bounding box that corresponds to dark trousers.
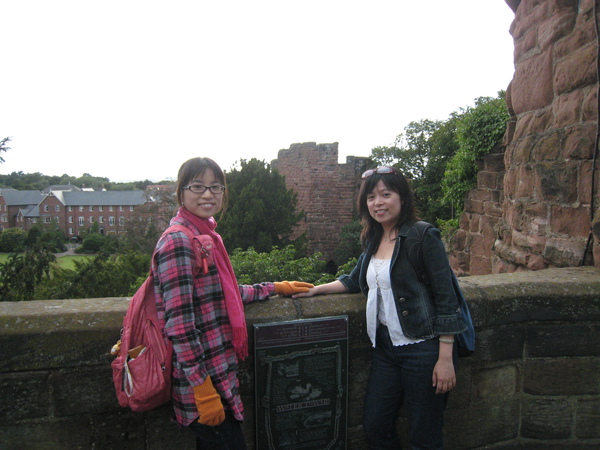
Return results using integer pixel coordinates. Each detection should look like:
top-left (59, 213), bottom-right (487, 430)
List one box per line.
top-left (188, 411), bottom-right (248, 450)
top-left (362, 326), bottom-right (453, 449)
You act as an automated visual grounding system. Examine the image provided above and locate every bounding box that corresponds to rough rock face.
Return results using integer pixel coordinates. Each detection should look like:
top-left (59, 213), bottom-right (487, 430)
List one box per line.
top-left (451, 0), bottom-right (599, 275)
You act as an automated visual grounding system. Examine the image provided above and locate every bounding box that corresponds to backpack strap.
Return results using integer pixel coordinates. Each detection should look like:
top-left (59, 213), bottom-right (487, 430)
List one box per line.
top-left (404, 221), bottom-right (433, 284)
top-left (157, 225), bottom-right (206, 275)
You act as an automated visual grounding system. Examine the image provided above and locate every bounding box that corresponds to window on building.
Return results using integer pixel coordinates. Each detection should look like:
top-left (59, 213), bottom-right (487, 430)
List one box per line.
top-left (79, 206), bottom-right (84, 212)
top-left (44, 205), bottom-right (49, 212)
top-left (79, 217), bottom-right (84, 226)
top-left (68, 206), bottom-right (73, 212)
top-left (99, 216), bottom-right (104, 223)
top-left (119, 216), bottom-right (125, 226)
top-left (99, 206), bottom-right (103, 212)
top-left (69, 227), bottom-right (74, 235)
top-left (69, 216), bottom-right (73, 223)
top-left (109, 206), bottom-right (114, 212)
top-left (109, 216), bottom-right (115, 226)
top-left (44, 217), bottom-right (51, 223)
top-left (130, 206), bottom-right (134, 212)
top-left (55, 205), bottom-right (60, 212)
top-left (119, 206), bottom-right (124, 212)
top-left (55, 217), bottom-right (59, 223)
top-left (90, 217), bottom-right (94, 223)
top-left (32, 218), bottom-right (37, 223)
top-left (1, 215), bottom-right (6, 223)
top-left (89, 206), bottom-right (94, 212)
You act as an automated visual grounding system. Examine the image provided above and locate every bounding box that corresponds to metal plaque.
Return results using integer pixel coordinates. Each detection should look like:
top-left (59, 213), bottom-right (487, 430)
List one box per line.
top-left (254, 316), bottom-right (349, 450)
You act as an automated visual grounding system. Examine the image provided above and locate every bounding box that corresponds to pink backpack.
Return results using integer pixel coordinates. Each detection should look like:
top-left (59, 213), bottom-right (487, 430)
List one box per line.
top-left (111, 224), bottom-right (209, 412)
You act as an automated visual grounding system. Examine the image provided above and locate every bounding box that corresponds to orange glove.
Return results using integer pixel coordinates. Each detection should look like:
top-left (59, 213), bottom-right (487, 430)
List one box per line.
top-left (274, 281), bottom-right (314, 296)
top-left (192, 376), bottom-right (225, 426)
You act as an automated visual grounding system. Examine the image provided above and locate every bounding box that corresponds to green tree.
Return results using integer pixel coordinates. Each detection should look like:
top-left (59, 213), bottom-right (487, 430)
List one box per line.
top-left (218, 159), bottom-right (303, 253)
top-left (334, 219), bottom-right (363, 265)
top-left (370, 118), bottom-right (457, 225)
top-left (0, 228), bottom-right (27, 253)
top-left (36, 251), bottom-right (150, 300)
top-left (442, 93), bottom-right (509, 212)
top-left (0, 246), bottom-right (55, 301)
top-left (0, 136), bottom-right (10, 163)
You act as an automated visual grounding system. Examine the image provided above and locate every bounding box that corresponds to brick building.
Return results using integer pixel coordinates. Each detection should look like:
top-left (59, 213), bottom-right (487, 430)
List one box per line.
top-left (0, 186), bottom-right (155, 238)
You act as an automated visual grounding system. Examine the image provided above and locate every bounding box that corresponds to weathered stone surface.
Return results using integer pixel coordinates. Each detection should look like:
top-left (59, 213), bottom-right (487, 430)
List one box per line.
top-left (0, 372), bottom-right (49, 423)
top-left (521, 397), bottom-right (573, 439)
top-left (524, 358), bottom-right (600, 395)
top-left (576, 398), bottom-right (600, 439)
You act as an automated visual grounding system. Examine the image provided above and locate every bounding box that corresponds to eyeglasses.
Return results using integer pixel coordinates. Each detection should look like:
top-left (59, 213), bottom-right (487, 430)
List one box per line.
top-left (183, 184), bottom-right (226, 194)
top-left (361, 167), bottom-right (399, 179)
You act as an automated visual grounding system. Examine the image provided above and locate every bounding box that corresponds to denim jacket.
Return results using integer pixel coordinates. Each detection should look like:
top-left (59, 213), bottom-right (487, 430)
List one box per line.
top-left (338, 222), bottom-right (466, 340)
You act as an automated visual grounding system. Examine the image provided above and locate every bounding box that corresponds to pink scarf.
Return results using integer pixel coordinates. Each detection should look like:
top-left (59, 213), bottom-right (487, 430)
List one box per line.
top-left (177, 207), bottom-right (248, 360)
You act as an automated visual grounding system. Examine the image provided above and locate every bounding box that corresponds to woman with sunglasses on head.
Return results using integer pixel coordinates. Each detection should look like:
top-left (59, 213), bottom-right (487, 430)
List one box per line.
top-left (294, 167), bottom-right (466, 449)
top-left (153, 157), bottom-right (312, 449)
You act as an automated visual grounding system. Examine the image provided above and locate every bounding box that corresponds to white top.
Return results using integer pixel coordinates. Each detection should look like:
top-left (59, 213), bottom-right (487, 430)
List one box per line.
top-left (366, 257), bottom-right (424, 347)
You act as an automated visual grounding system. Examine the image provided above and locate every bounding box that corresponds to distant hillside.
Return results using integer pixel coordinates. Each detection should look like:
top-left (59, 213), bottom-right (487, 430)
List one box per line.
top-left (0, 171), bottom-right (172, 191)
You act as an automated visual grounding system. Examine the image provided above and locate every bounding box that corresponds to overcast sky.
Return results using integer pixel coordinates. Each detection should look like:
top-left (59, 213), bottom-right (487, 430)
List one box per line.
top-left (1, 1), bottom-right (515, 183)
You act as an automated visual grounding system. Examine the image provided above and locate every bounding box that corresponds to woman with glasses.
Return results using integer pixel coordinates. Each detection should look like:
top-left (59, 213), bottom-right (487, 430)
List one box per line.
top-left (153, 157), bottom-right (312, 449)
top-left (294, 167), bottom-right (466, 449)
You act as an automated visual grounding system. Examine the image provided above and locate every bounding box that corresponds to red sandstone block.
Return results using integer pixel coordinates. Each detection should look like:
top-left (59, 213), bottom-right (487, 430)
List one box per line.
top-left (531, 131), bottom-right (561, 161)
top-left (469, 254), bottom-right (492, 276)
top-left (563, 124), bottom-right (596, 160)
top-left (550, 205), bottom-right (591, 238)
top-left (484, 202), bottom-right (504, 218)
top-left (552, 89), bottom-right (583, 128)
top-left (582, 89), bottom-right (598, 122)
top-left (470, 188), bottom-right (493, 202)
top-left (538, 9), bottom-right (577, 51)
top-left (554, 44), bottom-right (597, 96)
top-left (511, 51), bottom-right (554, 114)
top-left (554, 19), bottom-right (595, 60)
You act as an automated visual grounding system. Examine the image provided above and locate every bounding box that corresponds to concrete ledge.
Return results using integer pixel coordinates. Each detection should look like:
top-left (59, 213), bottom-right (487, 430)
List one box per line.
top-left (1, 267), bottom-right (600, 449)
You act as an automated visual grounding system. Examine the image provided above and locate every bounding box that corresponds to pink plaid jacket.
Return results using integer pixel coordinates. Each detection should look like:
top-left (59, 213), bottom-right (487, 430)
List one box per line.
top-left (152, 216), bottom-right (274, 426)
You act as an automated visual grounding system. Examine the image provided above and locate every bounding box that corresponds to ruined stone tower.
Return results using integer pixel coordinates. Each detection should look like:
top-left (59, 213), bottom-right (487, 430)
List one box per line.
top-left (272, 142), bottom-right (370, 265)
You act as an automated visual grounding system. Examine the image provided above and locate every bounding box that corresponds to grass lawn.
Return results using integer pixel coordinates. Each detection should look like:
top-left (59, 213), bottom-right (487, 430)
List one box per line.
top-left (55, 254), bottom-right (95, 270)
top-left (0, 253), bottom-right (95, 270)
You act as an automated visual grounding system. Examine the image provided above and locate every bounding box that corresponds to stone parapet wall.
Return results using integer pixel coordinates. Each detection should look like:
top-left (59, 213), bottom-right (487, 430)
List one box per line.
top-left (1, 267), bottom-right (600, 449)
top-left (272, 142), bottom-right (370, 264)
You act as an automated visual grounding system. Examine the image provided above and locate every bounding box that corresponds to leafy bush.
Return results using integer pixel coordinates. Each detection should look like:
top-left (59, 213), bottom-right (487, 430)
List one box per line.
top-left (0, 228), bottom-right (27, 253)
top-left (442, 93), bottom-right (509, 212)
top-left (230, 245), bottom-right (328, 285)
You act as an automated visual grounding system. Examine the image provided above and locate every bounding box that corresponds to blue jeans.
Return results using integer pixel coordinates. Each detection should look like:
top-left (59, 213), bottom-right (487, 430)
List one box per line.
top-left (188, 411), bottom-right (247, 450)
top-left (362, 326), bottom-right (453, 449)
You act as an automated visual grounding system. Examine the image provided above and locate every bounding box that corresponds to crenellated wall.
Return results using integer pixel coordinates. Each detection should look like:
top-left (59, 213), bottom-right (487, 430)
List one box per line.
top-left (272, 142), bottom-right (370, 265)
top-left (1, 267), bottom-right (599, 449)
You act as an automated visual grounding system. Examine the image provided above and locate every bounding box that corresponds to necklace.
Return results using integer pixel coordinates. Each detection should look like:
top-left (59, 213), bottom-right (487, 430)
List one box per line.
top-left (381, 231), bottom-right (397, 242)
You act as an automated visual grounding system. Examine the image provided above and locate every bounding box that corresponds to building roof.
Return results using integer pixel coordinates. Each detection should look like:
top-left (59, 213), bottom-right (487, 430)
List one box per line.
top-left (0, 190), bottom-right (45, 206)
top-left (62, 190), bottom-right (149, 206)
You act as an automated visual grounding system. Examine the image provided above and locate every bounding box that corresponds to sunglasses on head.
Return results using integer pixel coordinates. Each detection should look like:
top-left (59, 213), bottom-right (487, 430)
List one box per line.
top-left (361, 167), bottom-right (399, 179)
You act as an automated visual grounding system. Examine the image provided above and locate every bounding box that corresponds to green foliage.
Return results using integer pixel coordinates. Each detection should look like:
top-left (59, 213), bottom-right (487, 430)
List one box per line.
top-left (441, 93), bottom-right (509, 212)
top-left (26, 224), bottom-right (66, 252)
top-left (0, 136), bottom-right (10, 164)
top-left (0, 246), bottom-right (55, 301)
top-left (230, 245), bottom-right (327, 285)
top-left (218, 159), bottom-right (304, 253)
top-left (35, 251), bottom-right (151, 300)
top-left (334, 219), bottom-right (362, 264)
top-left (0, 228), bottom-right (27, 253)
top-left (370, 118), bottom-right (457, 225)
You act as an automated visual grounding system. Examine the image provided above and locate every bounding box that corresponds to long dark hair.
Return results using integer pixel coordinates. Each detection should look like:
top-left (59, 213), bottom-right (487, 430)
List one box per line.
top-left (176, 157), bottom-right (228, 214)
top-left (357, 167), bottom-right (419, 249)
